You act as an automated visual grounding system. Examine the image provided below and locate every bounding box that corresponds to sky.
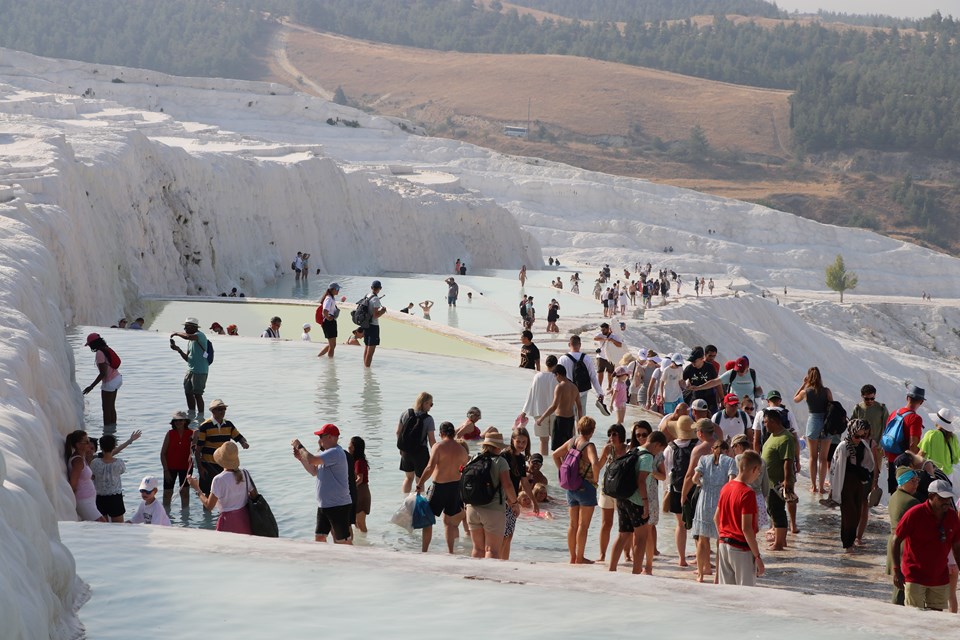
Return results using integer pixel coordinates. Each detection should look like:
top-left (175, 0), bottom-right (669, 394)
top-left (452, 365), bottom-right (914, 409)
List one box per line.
top-left (775, 0), bottom-right (952, 19)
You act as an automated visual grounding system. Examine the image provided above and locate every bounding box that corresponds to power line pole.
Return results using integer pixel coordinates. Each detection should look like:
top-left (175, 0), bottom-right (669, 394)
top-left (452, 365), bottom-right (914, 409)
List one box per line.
top-left (527, 97), bottom-right (531, 139)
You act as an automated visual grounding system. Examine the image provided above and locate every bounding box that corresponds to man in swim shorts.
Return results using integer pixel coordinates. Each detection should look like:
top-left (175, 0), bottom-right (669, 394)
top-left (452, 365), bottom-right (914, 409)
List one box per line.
top-left (415, 421), bottom-right (470, 553)
top-left (521, 355), bottom-right (559, 455)
top-left (536, 364), bottom-right (582, 451)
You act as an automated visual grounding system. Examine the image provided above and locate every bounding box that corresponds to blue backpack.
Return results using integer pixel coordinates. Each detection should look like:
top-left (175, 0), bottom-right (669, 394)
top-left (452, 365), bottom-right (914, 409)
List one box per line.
top-left (203, 338), bottom-right (214, 365)
top-left (880, 410), bottom-right (913, 455)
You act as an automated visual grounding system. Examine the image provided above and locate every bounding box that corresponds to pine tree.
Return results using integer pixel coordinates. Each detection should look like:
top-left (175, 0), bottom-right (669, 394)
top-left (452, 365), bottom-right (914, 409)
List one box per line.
top-left (825, 254), bottom-right (858, 303)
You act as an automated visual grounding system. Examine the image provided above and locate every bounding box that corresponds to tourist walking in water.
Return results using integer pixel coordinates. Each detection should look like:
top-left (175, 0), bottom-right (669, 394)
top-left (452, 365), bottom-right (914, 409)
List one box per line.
top-left (397, 392), bottom-right (437, 493)
top-left (160, 411), bottom-right (194, 508)
top-left (194, 399), bottom-right (250, 497)
top-left (90, 431), bottom-right (142, 523)
top-left (553, 416), bottom-right (602, 564)
top-left (714, 450), bottom-right (766, 586)
top-left (170, 316), bottom-right (209, 418)
top-left (518, 265), bottom-right (527, 286)
top-left (292, 424), bottom-right (354, 544)
top-left (82, 332), bottom-right (123, 427)
top-left (317, 283), bottom-right (341, 359)
top-left (349, 436), bottom-right (371, 533)
top-left (884, 386), bottom-right (925, 494)
top-left (597, 423), bottom-right (629, 563)
top-left (793, 366), bottom-right (834, 494)
top-left (364, 280), bottom-right (386, 368)
top-left (500, 427), bottom-right (538, 560)
top-left (187, 441), bottom-right (253, 535)
top-left (691, 438), bottom-right (737, 581)
top-left (463, 429), bottom-right (519, 560)
top-left (887, 466), bottom-right (921, 605)
top-left (521, 355), bottom-right (559, 455)
top-left (65, 430), bottom-right (105, 522)
top-left (416, 421), bottom-right (469, 553)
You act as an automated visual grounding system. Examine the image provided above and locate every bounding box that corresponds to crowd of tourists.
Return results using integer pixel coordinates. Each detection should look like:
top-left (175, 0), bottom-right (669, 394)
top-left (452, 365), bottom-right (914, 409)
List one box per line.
top-left (68, 262), bottom-right (960, 613)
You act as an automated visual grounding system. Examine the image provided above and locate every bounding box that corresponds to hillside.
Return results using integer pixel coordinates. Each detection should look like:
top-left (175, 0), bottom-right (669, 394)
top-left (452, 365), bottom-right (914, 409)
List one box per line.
top-left (269, 26), bottom-right (960, 254)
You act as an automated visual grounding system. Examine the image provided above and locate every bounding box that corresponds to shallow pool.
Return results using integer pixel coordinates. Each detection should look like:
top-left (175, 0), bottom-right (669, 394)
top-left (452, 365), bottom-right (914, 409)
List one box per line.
top-left (72, 325), bottom-right (607, 561)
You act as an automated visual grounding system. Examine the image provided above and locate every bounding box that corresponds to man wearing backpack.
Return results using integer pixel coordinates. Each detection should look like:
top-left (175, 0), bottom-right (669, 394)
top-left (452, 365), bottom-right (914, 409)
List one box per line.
top-left (713, 394), bottom-right (751, 444)
top-left (170, 317), bottom-right (209, 419)
top-left (883, 386), bottom-right (925, 494)
top-left (397, 392), bottom-right (437, 494)
top-left (558, 335), bottom-right (604, 420)
top-left (663, 415), bottom-right (698, 567)
top-left (364, 280), bottom-right (387, 368)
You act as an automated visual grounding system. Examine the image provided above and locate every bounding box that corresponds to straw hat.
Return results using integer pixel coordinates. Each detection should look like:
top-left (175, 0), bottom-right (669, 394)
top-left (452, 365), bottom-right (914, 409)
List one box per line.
top-left (480, 429), bottom-right (506, 451)
top-left (669, 415), bottom-right (696, 441)
top-left (213, 441), bottom-right (240, 469)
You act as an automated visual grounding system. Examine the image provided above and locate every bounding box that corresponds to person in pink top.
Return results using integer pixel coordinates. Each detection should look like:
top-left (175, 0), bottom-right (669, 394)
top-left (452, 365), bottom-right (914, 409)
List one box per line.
top-left (65, 430), bottom-right (105, 522)
top-left (82, 333), bottom-right (123, 427)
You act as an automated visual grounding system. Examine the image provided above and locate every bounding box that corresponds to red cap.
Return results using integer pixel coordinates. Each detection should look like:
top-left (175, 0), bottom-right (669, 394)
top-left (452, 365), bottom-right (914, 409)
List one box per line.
top-left (85, 332), bottom-right (101, 346)
top-left (724, 359), bottom-right (736, 371)
top-left (735, 356), bottom-right (749, 373)
top-left (314, 423), bottom-right (340, 437)
top-left (724, 393), bottom-right (740, 406)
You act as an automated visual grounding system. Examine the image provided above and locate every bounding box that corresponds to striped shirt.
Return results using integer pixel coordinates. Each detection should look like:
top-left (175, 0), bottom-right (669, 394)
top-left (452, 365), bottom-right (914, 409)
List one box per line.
top-left (196, 419), bottom-right (245, 464)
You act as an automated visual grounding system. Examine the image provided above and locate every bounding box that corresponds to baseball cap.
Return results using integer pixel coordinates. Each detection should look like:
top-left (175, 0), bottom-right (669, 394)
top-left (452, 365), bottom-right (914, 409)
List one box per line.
top-left (928, 479), bottom-right (954, 499)
top-left (371, 280), bottom-right (382, 289)
top-left (330, 282), bottom-right (341, 291)
top-left (735, 356), bottom-right (749, 373)
top-left (138, 476), bottom-right (159, 492)
top-left (302, 323), bottom-right (311, 330)
top-left (84, 332), bottom-right (101, 346)
top-left (314, 423), bottom-right (340, 437)
top-left (766, 389), bottom-right (782, 401)
top-left (724, 393), bottom-right (740, 406)
top-left (530, 453), bottom-right (544, 464)
top-left (671, 353), bottom-right (684, 366)
top-left (691, 399), bottom-right (709, 412)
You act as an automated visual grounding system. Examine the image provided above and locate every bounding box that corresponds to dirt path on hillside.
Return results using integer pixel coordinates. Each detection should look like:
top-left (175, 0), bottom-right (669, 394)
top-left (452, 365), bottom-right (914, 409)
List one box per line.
top-left (267, 23), bottom-right (331, 100)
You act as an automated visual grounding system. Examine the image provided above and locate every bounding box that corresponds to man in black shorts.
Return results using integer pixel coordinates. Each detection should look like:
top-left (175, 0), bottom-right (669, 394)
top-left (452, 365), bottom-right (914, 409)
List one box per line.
top-left (415, 421), bottom-right (469, 553)
top-left (292, 423), bottom-right (354, 544)
top-left (398, 393), bottom-right (437, 493)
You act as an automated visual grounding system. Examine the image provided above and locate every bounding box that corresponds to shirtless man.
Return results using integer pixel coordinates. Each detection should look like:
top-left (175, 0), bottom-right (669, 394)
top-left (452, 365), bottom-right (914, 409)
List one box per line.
top-left (536, 364), bottom-right (583, 451)
top-left (415, 421), bottom-right (470, 553)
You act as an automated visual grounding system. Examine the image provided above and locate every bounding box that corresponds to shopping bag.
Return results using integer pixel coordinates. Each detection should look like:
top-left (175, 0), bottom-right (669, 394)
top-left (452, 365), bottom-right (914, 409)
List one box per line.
top-left (390, 493), bottom-right (417, 532)
top-left (412, 494), bottom-right (436, 529)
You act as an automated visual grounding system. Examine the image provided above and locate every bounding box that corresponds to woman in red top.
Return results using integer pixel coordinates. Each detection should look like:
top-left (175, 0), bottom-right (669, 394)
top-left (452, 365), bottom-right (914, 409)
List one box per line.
top-left (160, 410), bottom-right (194, 508)
top-left (350, 436), bottom-right (371, 532)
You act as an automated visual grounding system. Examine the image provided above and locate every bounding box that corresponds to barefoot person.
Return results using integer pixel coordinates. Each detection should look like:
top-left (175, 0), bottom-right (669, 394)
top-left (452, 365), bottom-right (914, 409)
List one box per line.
top-left (536, 365), bottom-right (582, 451)
top-left (520, 355), bottom-right (559, 455)
top-left (82, 333), bottom-right (123, 427)
top-left (415, 421), bottom-right (469, 553)
top-left (553, 416), bottom-right (602, 564)
top-left (793, 366), bottom-right (834, 494)
top-left (292, 424), bottom-right (354, 545)
top-left (316, 283), bottom-right (341, 359)
top-left (761, 407), bottom-right (797, 551)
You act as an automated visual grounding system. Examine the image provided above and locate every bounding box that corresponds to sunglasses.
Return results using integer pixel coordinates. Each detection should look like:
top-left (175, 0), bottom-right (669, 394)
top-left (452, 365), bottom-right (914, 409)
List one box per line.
top-left (139, 489), bottom-right (152, 494)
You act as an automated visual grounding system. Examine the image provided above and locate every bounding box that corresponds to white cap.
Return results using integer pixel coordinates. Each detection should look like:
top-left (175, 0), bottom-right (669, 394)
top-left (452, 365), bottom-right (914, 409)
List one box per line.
top-left (302, 323), bottom-right (311, 330)
top-left (139, 476), bottom-right (159, 492)
top-left (671, 353), bottom-right (684, 366)
top-left (928, 479), bottom-right (955, 499)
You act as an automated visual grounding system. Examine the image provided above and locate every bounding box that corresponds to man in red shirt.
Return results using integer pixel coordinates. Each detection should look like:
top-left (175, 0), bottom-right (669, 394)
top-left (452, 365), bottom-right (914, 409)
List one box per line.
top-left (885, 386), bottom-right (925, 494)
top-left (892, 480), bottom-right (960, 610)
top-left (714, 450), bottom-right (765, 586)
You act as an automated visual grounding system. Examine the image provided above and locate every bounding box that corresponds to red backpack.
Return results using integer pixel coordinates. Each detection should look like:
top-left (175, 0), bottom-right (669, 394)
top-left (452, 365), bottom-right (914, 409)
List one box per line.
top-left (104, 347), bottom-right (121, 369)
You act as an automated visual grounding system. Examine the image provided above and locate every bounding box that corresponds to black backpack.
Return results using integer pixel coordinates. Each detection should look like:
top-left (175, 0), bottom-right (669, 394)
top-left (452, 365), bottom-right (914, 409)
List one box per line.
top-left (824, 401), bottom-right (848, 436)
top-left (396, 409), bottom-right (425, 453)
top-left (460, 453), bottom-right (501, 505)
top-left (603, 450), bottom-right (652, 500)
top-left (351, 295), bottom-right (373, 328)
top-left (571, 353), bottom-right (591, 392)
top-left (519, 300), bottom-right (528, 318)
top-left (712, 409), bottom-right (749, 436)
top-left (669, 441), bottom-right (694, 494)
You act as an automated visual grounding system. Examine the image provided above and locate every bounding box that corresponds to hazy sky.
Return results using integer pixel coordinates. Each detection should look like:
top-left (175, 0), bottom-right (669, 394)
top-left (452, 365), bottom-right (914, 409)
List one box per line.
top-left (776, 1), bottom-right (952, 19)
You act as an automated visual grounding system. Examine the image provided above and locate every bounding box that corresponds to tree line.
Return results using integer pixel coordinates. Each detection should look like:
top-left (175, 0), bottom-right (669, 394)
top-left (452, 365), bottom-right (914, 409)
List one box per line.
top-left (500, 0), bottom-right (782, 22)
top-left (287, 0), bottom-right (960, 158)
top-left (0, 0), bottom-right (266, 79)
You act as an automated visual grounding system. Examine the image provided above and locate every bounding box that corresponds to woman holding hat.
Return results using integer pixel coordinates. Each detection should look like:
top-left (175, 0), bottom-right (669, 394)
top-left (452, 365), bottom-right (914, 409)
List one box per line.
top-left (160, 410), bottom-right (194, 508)
top-left (466, 429), bottom-right (519, 560)
top-left (317, 283), bottom-right (342, 359)
top-left (187, 441), bottom-right (253, 535)
top-left (82, 332), bottom-right (123, 427)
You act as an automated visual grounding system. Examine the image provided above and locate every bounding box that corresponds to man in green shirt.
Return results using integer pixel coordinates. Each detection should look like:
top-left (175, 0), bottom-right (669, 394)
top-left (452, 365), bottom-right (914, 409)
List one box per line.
top-left (887, 466), bottom-right (921, 606)
top-left (850, 384), bottom-right (888, 541)
top-left (170, 316), bottom-right (209, 418)
top-left (761, 407), bottom-right (796, 551)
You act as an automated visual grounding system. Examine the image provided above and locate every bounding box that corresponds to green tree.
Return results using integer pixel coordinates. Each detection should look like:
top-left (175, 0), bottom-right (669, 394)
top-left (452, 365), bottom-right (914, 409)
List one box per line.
top-left (332, 85), bottom-right (348, 105)
top-left (825, 254), bottom-right (858, 303)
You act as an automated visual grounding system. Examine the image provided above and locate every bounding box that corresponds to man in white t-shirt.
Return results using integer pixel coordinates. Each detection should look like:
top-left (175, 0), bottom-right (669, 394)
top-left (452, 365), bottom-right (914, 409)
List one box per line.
top-left (713, 393), bottom-right (751, 444)
top-left (594, 323), bottom-right (624, 391)
top-left (520, 355), bottom-right (560, 455)
top-left (364, 280), bottom-right (387, 368)
top-left (127, 476), bottom-right (171, 526)
top-left (293, 252), bottom-right (304, 281)
top-left (558, 335), bottom-right (604, 419)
